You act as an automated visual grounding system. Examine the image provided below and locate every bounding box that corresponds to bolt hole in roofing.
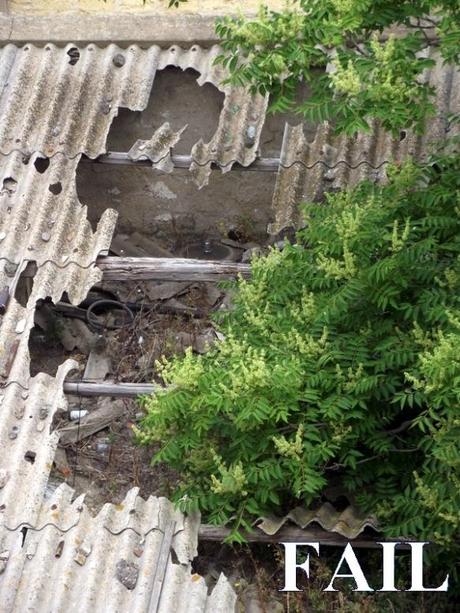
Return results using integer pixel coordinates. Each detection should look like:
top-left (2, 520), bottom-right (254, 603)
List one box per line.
top-left (34, 156), bottom-right (50, 173)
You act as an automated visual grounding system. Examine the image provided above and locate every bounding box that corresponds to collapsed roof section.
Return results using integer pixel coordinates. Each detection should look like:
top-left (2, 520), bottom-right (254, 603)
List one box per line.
top-left (0, 43), bottom-right (254, 611)
top-left (0, 43), bottom-right (268, 187)
top-left (0, 151), bottom-right (116, 389)
top-left (0, 39), bottom-right (457, 610)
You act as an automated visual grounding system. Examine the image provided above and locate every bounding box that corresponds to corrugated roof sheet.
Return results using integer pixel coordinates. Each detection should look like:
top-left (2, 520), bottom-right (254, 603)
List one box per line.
top-left (269, 49), bottom-right (460, 234)
top-left (0, 44), bottom-right (157, 158)
top-left (127, 123), bottom-right (187, 173)
top-left (0, 43), bottom-right (267, 187)
top-left (0, 151), bottom-right (116, 388)
top-left (0, 484), bottom-right (236, 612)
top-left (1, 39), bottom-right (456, 609)
top-left (257, 503), bottom-right (379, 540)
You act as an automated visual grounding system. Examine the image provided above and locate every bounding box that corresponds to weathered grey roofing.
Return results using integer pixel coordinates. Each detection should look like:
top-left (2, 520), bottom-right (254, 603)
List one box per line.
top-left (0, 43), bottom-right (267, 187)
top-left (128, 123), bottom-right (188, 173)
top-left (0, 151), bottom-right (116, 388)
top-left (0, 484), bottom-right (236, 612)
top-left (269, 49), bottom-right (460, 234)
top-left (0, 38), bottom-right (456, 610)
top-left (257, 503), bottom-right (379, 540)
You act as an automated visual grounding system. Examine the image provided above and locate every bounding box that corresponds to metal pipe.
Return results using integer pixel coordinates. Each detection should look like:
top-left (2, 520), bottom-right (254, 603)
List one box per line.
top-left (63, 381), bottom-right (156, 397)
top-left (89, 152), bottom-right (281, 172)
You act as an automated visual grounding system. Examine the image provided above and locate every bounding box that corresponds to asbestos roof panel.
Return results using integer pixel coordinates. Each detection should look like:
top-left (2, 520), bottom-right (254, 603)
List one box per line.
top-left (0, 151), bottom-right (117, 390)
top-left (128, 122), bottom-right (187, 173)
top-left (0, 43), bottom-right (267, 187)
top-left (0, 485), bottom-right (237, 613)
top-left (0, 148), bottom-right (115, 531)
top-left (0, 43), bottom-right (159, 159)
top-left (269, 49), bottom-right (460, 234)
top-left (0, 364), bottom-right (76, 531)
top-left (257, 503), bottom-right (379, 540)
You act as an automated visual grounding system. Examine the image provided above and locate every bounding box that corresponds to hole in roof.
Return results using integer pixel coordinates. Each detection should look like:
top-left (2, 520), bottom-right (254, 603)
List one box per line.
top-left (14, 261), bottom-right (36, 308)
top-left (2, 177), bottom-right (17, 196)
top-left (400, 130), bottom-right (407, 141)
top-left (170, 548), bottom-right (181, 565)
top-left (49, 182), bottom-right (63, 195)
top-left (67, 47), bottom-right (80, 66)
top-left (34, 156), bottom-right (50, 174)
top-left (20, 527), bottom-right (28, 547)
top-left (106, 67), bottom-right (225, 155)
top-left (24, 450), bottom-right (36, 464)
top-left (55, 540), bottom-right (65, 558)
top-left (259, 73), bottom-right (321, 157)
top-left (78, 65), bottom-right (273, 250)
top-left (113, 53), bottom-right (125, 68)
top-left (29, 295), bottom-right (75, 378)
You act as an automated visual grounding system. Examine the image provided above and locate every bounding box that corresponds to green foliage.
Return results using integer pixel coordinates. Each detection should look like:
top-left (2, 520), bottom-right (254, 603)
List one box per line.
top-left (137, 154), bottom-right (460, 544)
top-left (214, 1), bottom-right (460, 134)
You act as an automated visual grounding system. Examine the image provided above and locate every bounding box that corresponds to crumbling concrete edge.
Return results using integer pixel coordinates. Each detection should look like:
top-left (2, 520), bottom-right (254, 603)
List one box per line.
top-left (0, 12), bottom-right (257, 46)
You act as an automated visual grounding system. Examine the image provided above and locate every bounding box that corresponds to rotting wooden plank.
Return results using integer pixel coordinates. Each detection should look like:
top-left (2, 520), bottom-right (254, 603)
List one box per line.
top-left (197, 525), bottom-right (413, 549)
top-left (21, 257), bottom-right (251, 281)
top-left (97, 257), bottom-right (251, 282)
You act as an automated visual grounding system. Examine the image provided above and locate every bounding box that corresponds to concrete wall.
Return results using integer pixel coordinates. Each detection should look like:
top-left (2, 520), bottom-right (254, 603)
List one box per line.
top-left (8, 0), bottom-right (283, 14)
top-left (77, 66), bottom-right (287, 246)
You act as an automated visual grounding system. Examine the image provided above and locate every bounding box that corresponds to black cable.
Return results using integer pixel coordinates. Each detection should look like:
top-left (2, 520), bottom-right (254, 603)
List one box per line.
top-left (85, 299), bottom-right (135, 331)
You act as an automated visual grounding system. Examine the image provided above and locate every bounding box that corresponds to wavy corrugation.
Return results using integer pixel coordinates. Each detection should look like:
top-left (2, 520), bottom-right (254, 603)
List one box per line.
top-left (0, 43), bottom-right (267, 188)
top-left (127, 122), bottom-right (187, 173)
top-left (0, 150), bottom-right (116, 532)
top-left (0, 484), bottom-right (236, 613)
top-left (0, 151), bottom-right (116, 389)
top-left (257, 503), bottom-right (379, 540)
top-left (0, 43), bottom-right (158, 159)
top-left (269, 49), bottom-right (460, 234)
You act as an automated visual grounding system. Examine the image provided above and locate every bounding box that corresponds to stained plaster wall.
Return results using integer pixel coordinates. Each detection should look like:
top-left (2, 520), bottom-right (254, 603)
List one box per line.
top-left (7, 0), bottom-right (284, 14)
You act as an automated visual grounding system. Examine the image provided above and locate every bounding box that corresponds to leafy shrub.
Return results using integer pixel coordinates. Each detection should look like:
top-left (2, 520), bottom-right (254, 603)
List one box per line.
top-left (214, 1), bottom-right (460, 134)
top-left (137, 154), bottom-right (459, 544)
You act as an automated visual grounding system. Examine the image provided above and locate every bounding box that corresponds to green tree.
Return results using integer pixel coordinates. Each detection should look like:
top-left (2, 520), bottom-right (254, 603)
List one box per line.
top-left (138, 155), bottom-right (460, 545)
top-left (138, 1), bottom-right (460, 551)
top-left (215, 1), bottom-right (460, 134)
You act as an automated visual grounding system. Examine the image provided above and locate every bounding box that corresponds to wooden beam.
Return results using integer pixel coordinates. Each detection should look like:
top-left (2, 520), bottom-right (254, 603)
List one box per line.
top-left (198, 525), bottom-right (411, 549)
top-left (63, 381), bottom-right (156, 397)
top-left (96, 257), bottom-right (251, 282)
top-left (22, 257), bottom-right (250, 282)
